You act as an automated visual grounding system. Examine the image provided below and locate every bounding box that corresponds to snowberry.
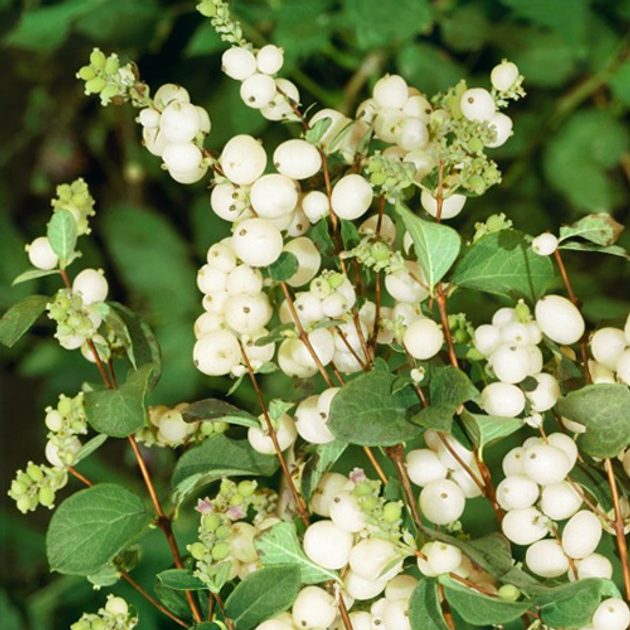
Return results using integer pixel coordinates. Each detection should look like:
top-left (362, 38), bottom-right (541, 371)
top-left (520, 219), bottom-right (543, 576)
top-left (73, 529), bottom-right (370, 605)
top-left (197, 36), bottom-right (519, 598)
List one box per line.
top-left (273, 139), bottom-right (322, 180)
top-left (460, 88), bottom-right (496, 121)
top-left (617, 348), bottom-right (630, 384)
top-left (222, 46), bottom-right (257, 80)
top-left (302, 190), bottom-right (329, 223)
top-left (282, 237), bottom-right (321, 287)
top-left (535, 294), bottom-right (585, 345)
top-left (27, 236), bottom-right (58, 270)
top-left (426, 543), bottom-right (462, 575)
top-left (592, 598), bottom-right (630, 630)
top-left (256, 618), bottom-right (294, 630)
top-left (385, 575), bottom-right (418, 601)
top-left (525, 373), bottom-right (560, 412)
top-left (420, 189), bottom-right (466, 219)
top-left (250, 174), bottom-right (299, 218)
top-left (202, 290), bottom-right (230, 314)
top-left (303, 520), bottom-right (353, 570)
top-left (330, 490), bottom-right (367, 533)
top-left (138, 107), bottom-right (160, 129)
top-left (525, 539), bottom-right (569, 578)
top-left (154, 83), bottom-right (189, 110)
top-left (228, 522), bottom-right (258, 563)
top-left (226, 265), bottom-right (263, 295)
top-left (294, 395), bottom-right (335, 444)
top-left (492, 307), bottom-right (517, 328)
top-left (591, 327), bottom-right (628, 370)
top-left (451, 467), bottom-right (483, 499)
top-left (490, 343), bottom-right (531, 383)
top-left (562, 510), bottom-right (603, 559)
top-left (311, 472), bottom-right (349, 517)
top-left (105, 597), bottom-right (129, 616)
top-left (491, 61), bottom-right (519, 91)
top-left (349, 539), bottom-right (401, 582)
top-left (496, 475), bottom-right (539, 511)
top-left (435, 433), bottom-right (475, 470)
top-left (406, 449), bottom-right (448, 487)
top-left (501, 507), bottom-right (549, 545)
top-left (403, 319), bottom-right (444, 360)
top-left (532, 233), bottom-right (558, 256)
top-left (261, 78), bottom-right (300, 121)
top-left (194, 329), bottom-right (241, 376)
top-left (546, 433), bottom-right (578, 470)
top-left (256, 44), bottom-right (284, 75)
top-left (474, 324), bottom-right (502, 356)
top-left (247, 413), bottom-right (297, 455)
top-left (240, 73), bottom-right (276, 109)
top-left (574, 553), bottom-right (614, 581)
top-left (331, 174), bottom-right (373, 220)
top-left (381, 599), bottom-right (411, 630)
top-left (345, 570), bottom-right (387, 600)
top-left (359, 213), bottom-right (396, 245)
top-left (523, 443), bottom-right (570, 486)
top-left (385, 262), bottom-right (428, 304)
top-left (197, 265), bottom-right (228, 294)
top-left (540, 481), bottom-right (582, 520)
top-left (168, 161), bottom-right (208, 184)
top-left (160, 102), bottom-right (202, 143)
top-left (395, 117), bottom-right (429, 151)
top-left (292, 586), bottom-right (337, 630)
top-left (72, 268), bottom-right (108, 305)
top-left (158, 410), bottom-right (190, 443)
top-left (224, 293), bottom-right (272, 334)
top-left (485, 112), bottom-right (513, 148)
top-left (502, 447), bottom-right (526, 476)
top-left (221, 135), bottom-right (267, 185)
top-left (481, 382), bottom-right (525, 418)
top-left (232, 218), bottom-right (283, 267)
top-left (373, 74), bottom-right (408, 109)
top-left (500, 322), bottom-right (530, 345)
top-left (419, 479), bottom-right (466, 525)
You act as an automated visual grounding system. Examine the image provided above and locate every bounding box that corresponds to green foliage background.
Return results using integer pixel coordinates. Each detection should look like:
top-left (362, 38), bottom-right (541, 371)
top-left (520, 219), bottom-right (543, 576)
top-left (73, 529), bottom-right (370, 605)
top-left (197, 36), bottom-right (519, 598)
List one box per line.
top-left (1, 0), bottom-right (629, 628)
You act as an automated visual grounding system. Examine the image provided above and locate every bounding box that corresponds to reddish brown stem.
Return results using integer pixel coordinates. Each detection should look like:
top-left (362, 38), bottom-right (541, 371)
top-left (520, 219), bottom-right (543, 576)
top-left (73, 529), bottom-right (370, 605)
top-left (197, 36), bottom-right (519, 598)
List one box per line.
top-left (387, 444), bottom-right (423, 528)
top-left (214, 592), bottom-right (235, 630)
top-left (553, 249), bottom-right (592, 384)
top-left (240, 345), bottom-right (311, 527)
top-left (121, 571), bottom-right (188, 628)
top-left (604, 458), bottom-right (630, 601)
top-left (67, 466), bottom-right (93, 487)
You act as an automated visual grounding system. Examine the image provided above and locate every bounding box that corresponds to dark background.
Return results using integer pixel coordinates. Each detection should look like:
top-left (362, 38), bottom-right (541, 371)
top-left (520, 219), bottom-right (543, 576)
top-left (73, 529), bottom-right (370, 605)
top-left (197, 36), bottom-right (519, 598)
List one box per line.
top-left (1, 0), bottom-right (630, 628)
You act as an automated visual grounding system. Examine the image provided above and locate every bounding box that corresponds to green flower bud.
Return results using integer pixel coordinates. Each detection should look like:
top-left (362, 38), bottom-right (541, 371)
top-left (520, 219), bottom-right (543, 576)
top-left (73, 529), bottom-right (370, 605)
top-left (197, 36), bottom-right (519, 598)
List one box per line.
top-left (38, 486), bottom-right (56, 507)
top-left (498, 584), bottom-right (521, 601)
top-left (77, 66), bottom-right (96, 81)
top-left (27, 463), bottom-right (44, 482)
top-left (10, 480), bottom-right (27, 496)
top-left (104, 56), bottom-right (119, 76)
top-left (360, 495), bottom-right (378, 512)
top-left (89, 49), bottom-right (106, 69)
top-left (190, 542), bottom-right (207, 561)
top-left (211, 541), bottom-right (231, 561)
top-left (382, 501), bottom-right (403, 523)
top-left (16, 495), bottom-right (34, 513)
top-left (327, 272), bottom-right (345, 289)
top-left (229, 493), bottom-right (244, 506)
top-left (216, 525), bottom-right (231, 540)
top-left (99, 85), bottom-right (120, 103)
top-left (85, 77), bottom-right (107, 94)
top-left (238, 480), bottom-right (256, 498)
top-left (202, 513), bottom-right (221, 532)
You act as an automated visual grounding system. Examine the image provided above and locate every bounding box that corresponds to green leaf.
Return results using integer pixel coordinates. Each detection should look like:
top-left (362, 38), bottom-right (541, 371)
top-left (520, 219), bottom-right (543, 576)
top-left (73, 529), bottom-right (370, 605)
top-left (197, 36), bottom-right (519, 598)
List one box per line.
top-left (559, 212), bottom-right (625, 246)
top-left (84, 363), bottom-right (156, 438)
top-left (302, 439), bottom-right (348, 501)
top-left (157, 569), bottom-right (207, 591)
top-left (305, 116), bottom-right (333, 144)
top-left (75, 434), bottom-right (108, 464)
top-left (269, 252), bottom-right (299, 282)
top-left (12, 268), bottom-right (60, 286)
top-left (108, 302), bottom-right (162, 387)
top-left (340, 220), bottom-right (360, 249)
top-left (311, 219), bottom-right (334, 255)
top-left (192, 624), bottom-right (221, 630)
top-left (556, 384), bottom-right (630, 458)
top-left (610, 58), bottom-right (630, 106)
top-left (460, 410), bottom-right (523, 459)
top-left (440, 575), bottom-right (529, 625)
top-left (182, 399), bottom-right (259, 428)
top-left (430, 366), bottom-right (480, 407)
top-left (409, 580), bottom-right (451, 630)
top-left (185, 24), bottom-right (224, 57)
top-left (224, 565), bottom-right (300, 630)
top-left (256, 521), bottom-right (339, 584)
top-left (155, 583), bottom-right (193, 622)
top-left (409, 404), bottom-right (455, 433)
top-left (395, 202), bottom-right (461, 291)
top-left (171, 435), bottom-right (278, 504)
top-left (328, 362), bottom-right (419, 446)
top-left (559, 241), bottom-right (630, 259)
top-left (0, 295), bottom-right (49, 348)
top-left (533, 578), bottom-right (617, 628)
top-left (47, 209), bottom-right (77, 268)
top-left (343, 0), bottom-right (432, 49)
top-left (46, 483), bottom-right (150, 576)
top-left (397, 43), bottom-right (465, 95)
top-left (450, 230), bottom-right (554, 302)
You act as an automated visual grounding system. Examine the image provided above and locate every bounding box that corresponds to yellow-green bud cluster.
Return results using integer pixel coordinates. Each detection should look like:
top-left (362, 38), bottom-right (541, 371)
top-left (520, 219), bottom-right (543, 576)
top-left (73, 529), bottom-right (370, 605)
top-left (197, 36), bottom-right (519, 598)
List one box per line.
top-left (71, 596), bottom-right (137, 630)
top-left (76, 49), bottom-right (140, 107)
top-left (345, 237), bottom-right (403, 273)
top-left (472, 212), bottom-right (513, 243)
top-left (47, 289), bottom-right (100, 350)
top-left (51, 178), bottom-right (95, 236)
top-left (45, 392), bottom-right (88, 466)
top-left (448, 313), bottom-right (475, 345)
top-left (196, 0), bottom-right (247, 47)
top-left (135, 403), bottom-right (228, 449)
top-left (352, 476), bottom-right (404, 538)
top-left (8, 462), bottom-right (68, 513)
top-left (365, 153), bottom-right (416, 199)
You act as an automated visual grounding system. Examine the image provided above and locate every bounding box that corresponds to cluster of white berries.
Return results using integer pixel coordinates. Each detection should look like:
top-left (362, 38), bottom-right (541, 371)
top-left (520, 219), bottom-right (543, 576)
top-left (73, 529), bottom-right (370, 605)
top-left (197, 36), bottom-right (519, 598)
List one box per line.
top-left (222, 44), bottom-right (300, 122)
top-left (134, 403), bottom-right (227, 448)
top-left (406, 429), bottom-right (481, 526)
top-left (71, 596), bottom-right (137, 630)
top-left (589, 312), bottom-right (630, 385)
top-left (138, 83), bottom-right (211, 183)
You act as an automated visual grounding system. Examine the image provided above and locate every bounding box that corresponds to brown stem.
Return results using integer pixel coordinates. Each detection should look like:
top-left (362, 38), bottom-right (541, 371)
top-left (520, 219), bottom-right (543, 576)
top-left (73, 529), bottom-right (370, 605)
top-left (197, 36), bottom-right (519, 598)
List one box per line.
top-left (67, 466), bottom-right (93, 487)
top-left (335, 325), bottom-right (369, 371)
top-left (240, 344), bottom-right (311, 527)
top-left (337, 597), bottom-right (355, 630)
top-left (553, 249), bottom-right (592, 384)
top-left (436, 285), bottom-right (458, 370)
top-left (604, 458), bottom-right (630, 601)
top-left (87, 338), bottom-right (114, 389)
top-left (387, 444), bottom-right (423, 528)
top-left (363, 446), bottom-right (388, 486)
top-left (214, 592), bottom-right (235, 630)
top-left (435, 161), bottom-right (445, 224)
top-left (121, 571), bottom-right (188, 628)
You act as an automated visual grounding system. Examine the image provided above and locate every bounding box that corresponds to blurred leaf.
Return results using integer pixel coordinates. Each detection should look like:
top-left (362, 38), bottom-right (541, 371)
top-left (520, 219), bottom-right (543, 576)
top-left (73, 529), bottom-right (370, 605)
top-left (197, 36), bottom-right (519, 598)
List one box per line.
top-left (185, 24), bottom-right (224, 57)
top-left (343, 0), bottom-right (432, 50)
top-left (47, 483), bottom-right (150, 576)
top-left (451, 230), bottom-right (554, 303)
top-left (85, 363), bottom-right (156, 437)
top-left (440, 4), bottom-right (490, 52)
top-left (225, 565), bottom-right (300, 630)
top-left (4, 1), bottom-right (89, 51)
top-left (610, 58), bottom-right (630, 106)
top-left (255, 521), bottom-right (339, 584)
top-left (0, 591), bottom-right (22, 630)
top-left (0, 294), bottom-right (49, 348)
top-left (543, 110), bottom-right (630, 211)
top-left (499, 0), bottom-right (588, 45)
top-left (397, 43), bottom-right (464, 94)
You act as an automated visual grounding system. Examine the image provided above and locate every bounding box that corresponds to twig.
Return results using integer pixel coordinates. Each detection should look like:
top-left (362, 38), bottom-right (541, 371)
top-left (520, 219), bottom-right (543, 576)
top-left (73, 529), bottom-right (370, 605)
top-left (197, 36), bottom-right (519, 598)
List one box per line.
top-left (67, 466), bottom-right (93, 487)
top-left (214, 592), bottom-right (235, 630)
